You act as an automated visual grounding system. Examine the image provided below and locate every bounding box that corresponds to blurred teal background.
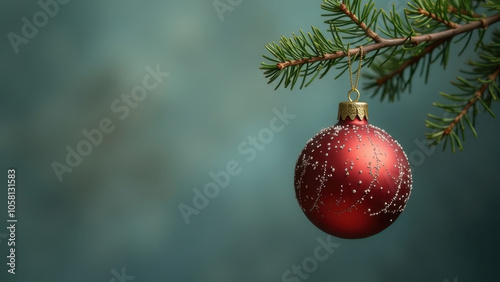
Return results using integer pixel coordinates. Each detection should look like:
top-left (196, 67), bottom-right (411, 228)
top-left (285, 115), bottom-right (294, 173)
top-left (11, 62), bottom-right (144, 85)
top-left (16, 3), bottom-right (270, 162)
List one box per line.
top-left (1, 0), bottom-right (500, 281)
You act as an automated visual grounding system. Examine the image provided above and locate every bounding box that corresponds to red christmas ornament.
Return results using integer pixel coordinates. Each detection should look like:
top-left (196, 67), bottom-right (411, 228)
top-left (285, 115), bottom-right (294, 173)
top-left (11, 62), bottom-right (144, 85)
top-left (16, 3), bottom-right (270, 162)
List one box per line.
top-left (294, 99), bottom-right (412, 239)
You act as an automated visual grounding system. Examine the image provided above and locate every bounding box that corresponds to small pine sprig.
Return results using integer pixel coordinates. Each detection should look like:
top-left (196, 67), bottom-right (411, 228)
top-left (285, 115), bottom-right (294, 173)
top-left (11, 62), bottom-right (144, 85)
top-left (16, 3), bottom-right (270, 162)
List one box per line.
top-left (364, 0), bottom-right (489, 101)
top-left (425, 30), bottom-right (500, 152)
top-left (261, 0), bottom-right (383, 90)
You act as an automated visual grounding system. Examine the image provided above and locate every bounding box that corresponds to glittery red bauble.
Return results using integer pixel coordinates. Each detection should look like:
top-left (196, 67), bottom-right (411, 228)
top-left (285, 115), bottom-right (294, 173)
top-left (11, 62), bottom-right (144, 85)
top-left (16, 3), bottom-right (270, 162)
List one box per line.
top-left (294, 116), bottom-right (412, 239)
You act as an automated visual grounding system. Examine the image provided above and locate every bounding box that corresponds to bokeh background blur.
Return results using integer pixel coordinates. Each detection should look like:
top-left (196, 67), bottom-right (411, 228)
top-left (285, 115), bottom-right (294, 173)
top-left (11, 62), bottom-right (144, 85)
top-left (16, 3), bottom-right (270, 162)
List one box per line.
top-left (1, 0), bottom-right (499, 281)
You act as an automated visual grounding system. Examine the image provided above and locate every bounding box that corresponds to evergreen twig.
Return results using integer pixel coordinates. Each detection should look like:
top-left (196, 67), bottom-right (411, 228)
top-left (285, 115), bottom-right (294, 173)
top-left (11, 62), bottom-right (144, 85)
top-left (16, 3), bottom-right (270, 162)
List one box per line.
top-left (425, 30), bottom-right (500, 152)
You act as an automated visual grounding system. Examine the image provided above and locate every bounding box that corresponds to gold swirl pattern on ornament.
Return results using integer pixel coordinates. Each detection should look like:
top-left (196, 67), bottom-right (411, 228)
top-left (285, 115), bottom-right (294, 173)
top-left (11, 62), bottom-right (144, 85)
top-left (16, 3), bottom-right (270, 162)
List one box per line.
top-left (296, 126), bottom-right (341, 212)
top-left (368, 125), bottom-right (412, 216)
top-left (334, 125), bottom-right (381, 215)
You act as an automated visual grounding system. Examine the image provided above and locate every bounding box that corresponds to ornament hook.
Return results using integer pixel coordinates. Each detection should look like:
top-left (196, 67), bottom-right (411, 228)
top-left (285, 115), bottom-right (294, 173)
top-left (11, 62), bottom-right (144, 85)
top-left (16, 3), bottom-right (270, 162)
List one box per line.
top-left (347, 46), bottom-right (364, 101)
top-left (347, 88), bottom-right (360, 102)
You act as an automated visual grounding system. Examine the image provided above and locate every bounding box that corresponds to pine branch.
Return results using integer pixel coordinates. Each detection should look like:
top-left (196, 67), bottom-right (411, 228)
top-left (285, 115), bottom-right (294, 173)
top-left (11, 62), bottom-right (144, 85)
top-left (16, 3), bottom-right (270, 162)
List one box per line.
top-left (416, 7), bottom-right (460, 28)
top-left (337, 2), bottom-right (383, 42)
top-left (425, 30), bottom-right (500, 152)
top-left (274, 14), bottom-right (499, 70)
top-left (443, 67), bottom-right (500, 136)
top-left (367, 0), bottom-right (495, 101)
top-left (374, 38), bottom-right (447, 87)
top-left (447, 6), bottom-right (480, 18)
top-left (262, 0), bottom-right (500, 92)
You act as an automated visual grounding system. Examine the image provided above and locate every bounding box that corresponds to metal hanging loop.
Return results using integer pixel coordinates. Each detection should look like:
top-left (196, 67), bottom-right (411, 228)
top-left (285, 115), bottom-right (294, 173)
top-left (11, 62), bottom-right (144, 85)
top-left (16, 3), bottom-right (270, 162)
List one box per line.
top-left (347, 88), bottom-right (360, 102)
top-left (347, 46), bottom-right (364, 102)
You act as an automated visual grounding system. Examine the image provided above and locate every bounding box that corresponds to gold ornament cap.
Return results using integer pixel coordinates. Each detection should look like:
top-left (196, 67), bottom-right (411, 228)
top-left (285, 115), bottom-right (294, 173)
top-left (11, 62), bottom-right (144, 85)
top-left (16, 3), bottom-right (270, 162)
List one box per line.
top-left (337, 101), bottom-right (369, 121)
top-left (337, 89), bottom-right (369, 121)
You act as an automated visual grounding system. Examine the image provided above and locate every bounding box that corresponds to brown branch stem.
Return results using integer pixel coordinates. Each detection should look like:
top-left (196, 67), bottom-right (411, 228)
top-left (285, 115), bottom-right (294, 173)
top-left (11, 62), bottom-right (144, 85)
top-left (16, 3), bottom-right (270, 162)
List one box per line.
top-left (447, 6), bottom-right (480, 18)
top-left (417, 7), bottom-right (460, 29)
top-left (339, 3), bottom-right (383, 43)
top-left (376, 38), bottom-right (446, 86)
top-left (377, 6), bottom-right (462, 84)
top-left (276, 13), bottom-right (500, 71)
top-left (443, 67), bottom-right (500, 136)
